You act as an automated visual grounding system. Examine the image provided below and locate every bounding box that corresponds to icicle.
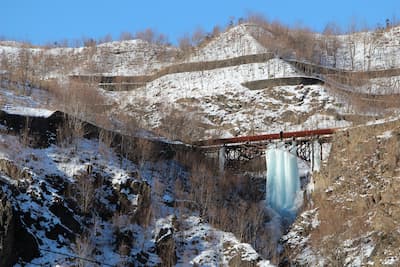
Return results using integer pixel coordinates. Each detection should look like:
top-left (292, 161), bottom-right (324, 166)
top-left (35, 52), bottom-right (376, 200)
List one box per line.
top-left (266, 146), bottom-right (301, 218)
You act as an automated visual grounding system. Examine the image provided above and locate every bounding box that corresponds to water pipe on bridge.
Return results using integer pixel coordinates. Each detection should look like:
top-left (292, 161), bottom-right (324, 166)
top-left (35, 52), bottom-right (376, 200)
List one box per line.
top-left (194, 128), bottom-right (337, 147)
top-left (212, 129), bottom-right (334, 175)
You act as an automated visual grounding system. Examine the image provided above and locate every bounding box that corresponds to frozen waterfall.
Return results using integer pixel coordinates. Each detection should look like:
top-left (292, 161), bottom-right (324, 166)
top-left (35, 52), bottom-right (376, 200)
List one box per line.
top-left (266, 145), bottom-right (302, 218)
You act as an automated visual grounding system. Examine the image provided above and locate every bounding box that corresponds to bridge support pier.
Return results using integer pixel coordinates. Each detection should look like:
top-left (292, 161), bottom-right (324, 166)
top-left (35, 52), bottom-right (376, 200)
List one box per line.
top-left (311, 141), bottom-right (314, 171)
top-left (310, 140), bottom-right (323, 172)
top-left (196, 129), bottom-right (334, 175)
top-left (218, 146), bottom-right (226, 175)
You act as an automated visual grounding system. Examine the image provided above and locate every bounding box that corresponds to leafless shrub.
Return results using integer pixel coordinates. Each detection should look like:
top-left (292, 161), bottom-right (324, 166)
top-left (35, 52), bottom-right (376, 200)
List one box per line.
top-left (119, 31), bottom-right (134, 41)
top-left (135, 28), bottom-right (169, 45)
top-left (72, 232), bottom-right (95, 267)
top-left (75, 170), bottom-right (95, 215)
top-left (98, 129), bottom-right (114, 158)
top-left (191, 27), bottom-right (206, 47)
top-left (173, 151), bottom-right (273, 258)
top-left (51, 80), bottom-right (107, 120)
top-left (56, 115), bottom-right (85, 150)
top-left (19, 117), bottom-right (31, 146)
top-left (157, 107), bottom-right (207, 143)
top-left (178, 33), bottom-right (193, 58)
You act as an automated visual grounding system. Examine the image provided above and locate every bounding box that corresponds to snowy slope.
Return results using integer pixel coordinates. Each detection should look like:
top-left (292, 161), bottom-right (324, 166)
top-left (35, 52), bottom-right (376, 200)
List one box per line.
top-left (0, 130), bottom-right (270, 266)
top-left (90, 39), bottom-right (178, 76)
top-left (188, 24), bottom-right (269, 62)
top-left (113, 58), bottom-right (349, 139)
top-left (0, 39), bottom-right (177, 79)
top-left (1, 24), bottom-right (366, 142)
top-left (2, 21), bottom-right (400, 267)
top-left (322, 26), bottom-right (400, 71)
top-left (0, 120), bottom-right (271, 266)
top-left (1, 105), bottom-right (54, 117)
top-left (357, 75), bottom-right (400, 95)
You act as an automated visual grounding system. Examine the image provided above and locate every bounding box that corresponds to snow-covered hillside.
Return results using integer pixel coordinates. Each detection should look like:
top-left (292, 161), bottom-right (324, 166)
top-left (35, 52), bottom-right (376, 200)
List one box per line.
top-left (321, 26), bottom-right (400, 71)
top-left (90, 40), bottom-right (178, 76)
top-left (2, 21), bottom-right (400, 266)
top-left (113, 58), bottom-right (349, 139)
top-left (0, 39), bottom-right (177, 78)
top-left (0, 124), bottom-right (272, 266)
top-left (189, 24), bottom-right (269, 62)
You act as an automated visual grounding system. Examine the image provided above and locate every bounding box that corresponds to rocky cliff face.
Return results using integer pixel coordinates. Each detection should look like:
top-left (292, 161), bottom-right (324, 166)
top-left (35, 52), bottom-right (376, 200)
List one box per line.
top-left (0, 190), bottom-right (16, 267)
top-left (0, 187), bottom-right (40, 267)
top-left (282, 119), bottom-right (400, 266)
top-left (0, 131), bottom-right (159, 266)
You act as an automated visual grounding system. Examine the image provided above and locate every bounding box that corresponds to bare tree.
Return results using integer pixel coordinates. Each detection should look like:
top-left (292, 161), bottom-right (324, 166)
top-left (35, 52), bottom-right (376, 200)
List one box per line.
top-left (135, 28), bottom-right (156, 43)
top-left (322, 22), bottom-right (341, 68)
top-left (134, 28), bottom-right (170, 46)
top-left (178, 33), bottom-right (193, 57)
top-left (191, 27), bottom-right (206, 47)
top-left (14, 46), bottom-right (33, 95)
top-left (119, 31), bottom-right (134, 41)
top-left (155, 33), bottom-right (169, 46)
top-left (76, 171), bottom-right (94, 215)
top-left (73, 232), bottom-right (95, 267)
top-left (290, 25), bottom-right (316, 62)
top-left (83, 37), bottom-right (97, 47)
top-left (98, 33), bottom-right (113, 44)
top-left (211, 25), bottom-right (222, 38)
top-left (347, 37), bottom-right (356, 70)
top-left (363, 30), bottom-right (383, 70)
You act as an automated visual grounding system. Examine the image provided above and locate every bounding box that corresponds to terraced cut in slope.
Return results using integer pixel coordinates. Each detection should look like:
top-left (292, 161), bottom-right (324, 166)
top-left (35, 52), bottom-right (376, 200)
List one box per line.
top-left (112, 58), bottom-right (350, 141)
top-left (0, 39), bottom-right (178, 79)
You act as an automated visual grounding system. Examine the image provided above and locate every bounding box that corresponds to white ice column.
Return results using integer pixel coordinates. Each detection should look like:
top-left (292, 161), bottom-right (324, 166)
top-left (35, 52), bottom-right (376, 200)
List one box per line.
top-left (266, 147), bottom-right (301, 217)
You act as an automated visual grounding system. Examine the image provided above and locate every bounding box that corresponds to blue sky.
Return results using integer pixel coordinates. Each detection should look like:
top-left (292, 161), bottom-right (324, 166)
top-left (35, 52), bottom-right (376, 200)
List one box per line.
top-left (1, 0), bottom-right (400, 45)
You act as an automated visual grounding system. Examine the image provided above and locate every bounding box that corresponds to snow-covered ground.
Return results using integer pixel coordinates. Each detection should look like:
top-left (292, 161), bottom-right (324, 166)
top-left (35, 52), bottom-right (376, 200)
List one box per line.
top-left (189, 24), bottom-right (269, 62)
top-left (2, 21), bottom-right (400, 267)
top-left (111, 58), bottom-right (349, 139)
top-left (91, 39), bottom-right (178, 76)
top-left (0, 127), bottom-right (271, 266)
top-left (1, 105), bottom-right (54, 117)
top-left (0, 86), bottom-right (52, 109)
top-left (322, 26), bottom-right (400, 71)
top-left (168, 215), bottom-right (273, 266)
top-left (0, 39), bottom-right (177, 79)
top-left (357, 75), bottom-right (400, 95)
top-left (0, 134), bottom-right (146, 266)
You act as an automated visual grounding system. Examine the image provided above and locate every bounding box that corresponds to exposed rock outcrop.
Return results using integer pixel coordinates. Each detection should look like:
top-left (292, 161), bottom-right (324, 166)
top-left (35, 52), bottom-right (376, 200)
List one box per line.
top-left (0, 189), bottom-right (39, 267)
top-left (155, 226), bottom-right (177, 267)
top-left (114, 177), bottom-right (152, 225)
top-left (0, 158), bottom-right (32, 181)
top-left (0, 190), bottom-right (15, 267)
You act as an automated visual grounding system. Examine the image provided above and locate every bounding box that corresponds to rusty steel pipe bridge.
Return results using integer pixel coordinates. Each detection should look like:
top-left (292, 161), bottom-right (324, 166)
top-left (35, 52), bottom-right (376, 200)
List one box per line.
top-left (193, 128), bottom-right (338, 170)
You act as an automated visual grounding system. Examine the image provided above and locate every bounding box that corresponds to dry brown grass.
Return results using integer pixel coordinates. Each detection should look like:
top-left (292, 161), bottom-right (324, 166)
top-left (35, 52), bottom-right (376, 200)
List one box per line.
top-left (307, 120), bottom-right (400, 264)
top-left (157, 107), bottom-right (207, 143)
